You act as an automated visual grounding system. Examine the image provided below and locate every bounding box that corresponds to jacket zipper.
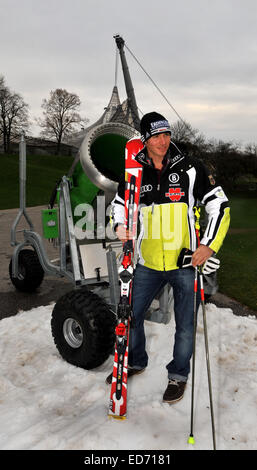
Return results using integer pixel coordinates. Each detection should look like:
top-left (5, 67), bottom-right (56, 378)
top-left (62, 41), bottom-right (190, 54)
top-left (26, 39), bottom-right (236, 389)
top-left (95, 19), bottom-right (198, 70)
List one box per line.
top-left (156, 168), bottom-right (167, 270)
top-left (156, 172), bottom-right (166, 270)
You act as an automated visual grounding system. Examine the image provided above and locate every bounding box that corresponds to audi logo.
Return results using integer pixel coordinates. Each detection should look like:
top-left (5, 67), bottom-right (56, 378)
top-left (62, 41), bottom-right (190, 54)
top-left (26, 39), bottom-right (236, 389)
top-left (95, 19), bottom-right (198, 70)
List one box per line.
top-left (140, 184), bottom-right (153, 193)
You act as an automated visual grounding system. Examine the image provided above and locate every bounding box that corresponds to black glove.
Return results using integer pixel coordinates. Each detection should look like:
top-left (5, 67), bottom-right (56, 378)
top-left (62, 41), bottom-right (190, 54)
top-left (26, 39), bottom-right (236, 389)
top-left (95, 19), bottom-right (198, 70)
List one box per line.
top-left (177, 248), bottom-right (220, 275)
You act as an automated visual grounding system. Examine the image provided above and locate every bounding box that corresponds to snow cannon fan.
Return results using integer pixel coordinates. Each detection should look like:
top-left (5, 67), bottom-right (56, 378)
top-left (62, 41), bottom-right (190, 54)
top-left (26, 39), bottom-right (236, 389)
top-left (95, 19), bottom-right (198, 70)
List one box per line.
top-left (79, 122), bottom-right (140, 203)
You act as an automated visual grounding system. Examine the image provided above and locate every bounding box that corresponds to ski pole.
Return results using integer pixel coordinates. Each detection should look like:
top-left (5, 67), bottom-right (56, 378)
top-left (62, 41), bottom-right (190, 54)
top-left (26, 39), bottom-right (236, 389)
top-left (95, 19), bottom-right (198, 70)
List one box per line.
top-left (187, 265), bottom-right (198, 446)
top-left (199, 266), bottom-right (217, 450)
top-left (188, 206), bottom-right (216, 449)
top-left (187, 207), bottom-right (201, 445)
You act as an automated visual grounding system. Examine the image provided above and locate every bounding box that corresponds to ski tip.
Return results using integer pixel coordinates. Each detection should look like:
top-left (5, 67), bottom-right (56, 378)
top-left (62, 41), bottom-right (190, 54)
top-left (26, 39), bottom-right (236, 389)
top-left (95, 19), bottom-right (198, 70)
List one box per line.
top-left (108, 414), bottom-right (127, 421)
top-left (187, 435), bottom-right (195, 445)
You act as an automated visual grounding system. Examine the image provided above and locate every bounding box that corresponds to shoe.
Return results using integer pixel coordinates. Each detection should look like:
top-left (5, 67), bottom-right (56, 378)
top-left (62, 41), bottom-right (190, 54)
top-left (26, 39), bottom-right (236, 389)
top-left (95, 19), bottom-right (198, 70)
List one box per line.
top-left (105, 367), bottom-right (145, 385)
top-left (162, 379), bottom-right (186, 404)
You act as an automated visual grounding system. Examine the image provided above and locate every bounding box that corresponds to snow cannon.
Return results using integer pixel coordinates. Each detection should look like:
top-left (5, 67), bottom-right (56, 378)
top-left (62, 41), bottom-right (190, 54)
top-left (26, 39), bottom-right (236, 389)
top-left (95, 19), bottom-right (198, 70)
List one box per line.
top-left (80, 122), bottom-right (138, 198)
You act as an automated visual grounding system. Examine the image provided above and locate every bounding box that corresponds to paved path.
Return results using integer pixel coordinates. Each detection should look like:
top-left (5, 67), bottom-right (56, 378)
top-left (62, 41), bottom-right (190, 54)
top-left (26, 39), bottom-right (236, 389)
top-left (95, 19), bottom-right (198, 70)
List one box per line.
top-left (0, 206), bottom-right (72, 320)
top-left (0, 206), bottom-right (256, 321)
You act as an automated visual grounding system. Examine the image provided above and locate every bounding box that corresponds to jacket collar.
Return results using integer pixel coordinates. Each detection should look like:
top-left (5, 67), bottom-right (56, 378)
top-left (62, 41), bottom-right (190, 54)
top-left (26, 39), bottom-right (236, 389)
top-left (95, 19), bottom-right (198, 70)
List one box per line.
top-left (135, 141), bottom-right (185, 169)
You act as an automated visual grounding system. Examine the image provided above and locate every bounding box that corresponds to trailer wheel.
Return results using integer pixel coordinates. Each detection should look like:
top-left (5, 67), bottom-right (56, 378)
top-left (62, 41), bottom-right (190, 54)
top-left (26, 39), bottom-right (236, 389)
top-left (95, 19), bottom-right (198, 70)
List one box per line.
top-left (9, 249), bottom-right (44, 292)
top-left (51, 286), bottom-right (116, 369)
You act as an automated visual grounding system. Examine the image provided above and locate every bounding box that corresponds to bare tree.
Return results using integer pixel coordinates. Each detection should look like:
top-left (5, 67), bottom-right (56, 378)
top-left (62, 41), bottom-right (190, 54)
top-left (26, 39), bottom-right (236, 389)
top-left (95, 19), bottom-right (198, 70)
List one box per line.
top-left (38, 88), bottom-right (88, 154)
top-left (0, 76), bottom-right (29, 153)
top-left (170, 119), bottom-right (206, 148)
top-left (245, 142), bottom-right (257, 157)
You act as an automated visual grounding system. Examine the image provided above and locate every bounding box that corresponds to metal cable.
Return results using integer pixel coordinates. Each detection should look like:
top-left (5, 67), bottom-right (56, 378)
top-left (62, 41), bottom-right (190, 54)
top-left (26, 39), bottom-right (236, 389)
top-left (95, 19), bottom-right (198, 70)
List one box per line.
top-left (124, 43), bottom-right (188, 126)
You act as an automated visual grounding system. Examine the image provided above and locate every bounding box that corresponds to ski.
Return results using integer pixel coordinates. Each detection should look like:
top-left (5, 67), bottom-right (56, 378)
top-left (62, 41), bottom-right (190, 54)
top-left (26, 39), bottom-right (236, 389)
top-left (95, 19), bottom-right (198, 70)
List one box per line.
top-left (108, 137), bottom-right (143, 419)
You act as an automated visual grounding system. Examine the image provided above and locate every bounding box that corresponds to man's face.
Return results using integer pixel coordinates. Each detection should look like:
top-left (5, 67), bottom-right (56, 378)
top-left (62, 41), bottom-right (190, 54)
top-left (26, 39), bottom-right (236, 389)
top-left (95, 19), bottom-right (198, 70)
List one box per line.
top-left (145, 132), bottom-right (171, 160)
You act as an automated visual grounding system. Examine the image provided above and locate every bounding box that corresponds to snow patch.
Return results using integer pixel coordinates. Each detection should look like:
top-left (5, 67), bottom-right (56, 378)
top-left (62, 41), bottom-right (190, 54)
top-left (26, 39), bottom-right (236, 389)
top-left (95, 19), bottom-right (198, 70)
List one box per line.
top-left (0, 302), bottom-right (256, 450)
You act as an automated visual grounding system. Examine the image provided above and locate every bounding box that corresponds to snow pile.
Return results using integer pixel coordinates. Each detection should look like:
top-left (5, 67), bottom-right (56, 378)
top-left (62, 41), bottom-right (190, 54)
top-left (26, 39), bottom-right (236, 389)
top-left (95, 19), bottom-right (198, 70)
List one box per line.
top-left (0, 302), bottom-right (256, 450)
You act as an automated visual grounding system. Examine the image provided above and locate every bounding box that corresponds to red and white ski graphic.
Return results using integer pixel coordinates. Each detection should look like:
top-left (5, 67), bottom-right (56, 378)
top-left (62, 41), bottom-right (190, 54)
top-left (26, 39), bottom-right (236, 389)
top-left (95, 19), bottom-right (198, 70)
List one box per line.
top-left (108, 137), bottom-right (143, 419)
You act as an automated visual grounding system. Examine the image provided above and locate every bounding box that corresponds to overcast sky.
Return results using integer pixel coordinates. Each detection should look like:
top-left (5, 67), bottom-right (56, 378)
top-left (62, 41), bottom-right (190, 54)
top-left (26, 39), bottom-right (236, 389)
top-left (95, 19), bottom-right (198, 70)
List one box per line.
top-left (1, 0), bottom-right (256, 146)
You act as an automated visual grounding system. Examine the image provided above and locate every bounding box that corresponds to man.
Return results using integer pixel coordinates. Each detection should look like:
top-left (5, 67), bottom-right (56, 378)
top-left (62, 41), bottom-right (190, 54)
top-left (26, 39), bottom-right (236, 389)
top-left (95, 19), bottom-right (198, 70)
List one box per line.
top-left (107, 111), bottom-right (230, 404)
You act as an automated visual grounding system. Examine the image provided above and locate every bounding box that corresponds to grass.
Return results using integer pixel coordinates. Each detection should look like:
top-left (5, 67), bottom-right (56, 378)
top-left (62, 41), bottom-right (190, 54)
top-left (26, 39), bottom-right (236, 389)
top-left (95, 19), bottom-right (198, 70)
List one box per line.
top-left (217, 192), bottom-right (257, 312)
top-left (226, 191), bottom-right (257, 229)
top-left (0, 153), bottom-right (72, 209)
top-left (218, 232), bottom-right (257, 311)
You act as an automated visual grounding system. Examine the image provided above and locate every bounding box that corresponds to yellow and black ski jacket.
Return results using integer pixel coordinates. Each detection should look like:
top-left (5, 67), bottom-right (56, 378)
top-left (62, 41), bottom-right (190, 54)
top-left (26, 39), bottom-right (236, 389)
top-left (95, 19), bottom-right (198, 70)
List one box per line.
top-left (111, 141), bottom-right (230, 271)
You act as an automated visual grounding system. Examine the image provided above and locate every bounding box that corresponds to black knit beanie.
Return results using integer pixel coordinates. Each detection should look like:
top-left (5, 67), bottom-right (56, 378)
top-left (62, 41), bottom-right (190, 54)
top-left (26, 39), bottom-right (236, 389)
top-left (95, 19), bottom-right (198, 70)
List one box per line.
top-left (140, 112), bottom-right (171, 143)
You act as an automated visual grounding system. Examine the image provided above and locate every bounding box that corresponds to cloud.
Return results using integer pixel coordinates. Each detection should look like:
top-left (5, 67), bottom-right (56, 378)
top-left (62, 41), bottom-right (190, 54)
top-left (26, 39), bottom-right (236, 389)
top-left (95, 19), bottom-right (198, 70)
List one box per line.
top-left (0, 0), bottom-right (256, 144)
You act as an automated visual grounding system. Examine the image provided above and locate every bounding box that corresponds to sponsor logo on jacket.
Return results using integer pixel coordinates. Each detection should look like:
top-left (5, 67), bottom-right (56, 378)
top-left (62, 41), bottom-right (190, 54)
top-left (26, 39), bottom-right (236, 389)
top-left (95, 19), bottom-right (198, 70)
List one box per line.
top-left (165, 187), bottom-right (185, 201)
top-left (168, 173), bottom-right (180, 184)
top-left (140, 184), bottom-right (153, 194)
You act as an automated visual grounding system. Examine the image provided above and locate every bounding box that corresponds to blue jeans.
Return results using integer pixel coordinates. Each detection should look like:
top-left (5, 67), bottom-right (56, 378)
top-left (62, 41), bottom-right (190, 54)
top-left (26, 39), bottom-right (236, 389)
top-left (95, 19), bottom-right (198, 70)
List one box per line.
top-left (129, 264), bottom-right (200, 383)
